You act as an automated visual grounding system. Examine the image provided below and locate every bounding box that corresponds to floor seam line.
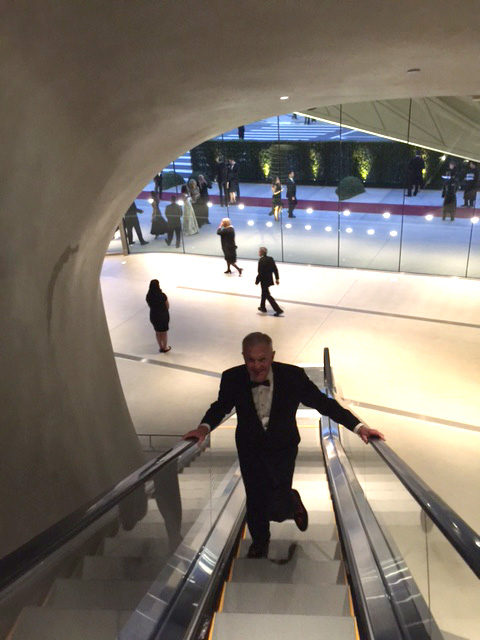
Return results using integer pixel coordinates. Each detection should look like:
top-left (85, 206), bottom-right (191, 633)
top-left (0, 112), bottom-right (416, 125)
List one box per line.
top-left (177, 286), bottom-right (480, 330)
top-left (345, 398), bottom-right (480, 433)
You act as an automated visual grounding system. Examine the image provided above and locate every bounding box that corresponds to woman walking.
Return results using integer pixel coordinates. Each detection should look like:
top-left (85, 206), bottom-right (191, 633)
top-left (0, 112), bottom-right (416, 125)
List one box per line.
top-left (217, 218), bottom-right (243, 275)
top-left (149, 191), bottom-right (167, 239)
top-left (270, 176), bottom-right (283, 221)
top-left (146, 279), bottom-right (171, 353)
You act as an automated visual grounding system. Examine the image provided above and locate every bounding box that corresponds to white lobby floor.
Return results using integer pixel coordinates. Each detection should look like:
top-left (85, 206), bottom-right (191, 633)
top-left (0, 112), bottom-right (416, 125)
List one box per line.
top-left (101, 252), bottom-right (480, 534)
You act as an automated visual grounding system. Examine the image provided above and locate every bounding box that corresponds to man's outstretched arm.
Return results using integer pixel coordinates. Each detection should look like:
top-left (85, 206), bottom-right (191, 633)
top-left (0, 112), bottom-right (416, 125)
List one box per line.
top-left (182, 372), bottom-right (235, 444)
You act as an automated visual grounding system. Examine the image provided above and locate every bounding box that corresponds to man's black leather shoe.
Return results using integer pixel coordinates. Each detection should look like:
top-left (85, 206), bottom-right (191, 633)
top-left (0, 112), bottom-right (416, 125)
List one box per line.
top-left (292, 489), bottom-right (308, 532)
top-left (247, 541), bottom-right (269, 559)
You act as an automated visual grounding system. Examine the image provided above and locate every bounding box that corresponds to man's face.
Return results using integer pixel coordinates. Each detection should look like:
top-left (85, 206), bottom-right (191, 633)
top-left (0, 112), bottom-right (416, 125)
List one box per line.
top-left (243, 344), bottom-right (275, 382)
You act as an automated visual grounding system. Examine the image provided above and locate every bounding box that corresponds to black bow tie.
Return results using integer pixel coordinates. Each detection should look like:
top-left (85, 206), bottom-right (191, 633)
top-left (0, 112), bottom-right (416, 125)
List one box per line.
top-left (250, 380), bottom-right (270, 388)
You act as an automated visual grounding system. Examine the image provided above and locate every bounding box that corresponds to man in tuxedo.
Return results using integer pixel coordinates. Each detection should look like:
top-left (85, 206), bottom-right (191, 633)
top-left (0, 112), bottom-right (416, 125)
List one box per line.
top-left (165, 195), bottom-right (183, 248)
top-left (183, 332), bottom-right (384, 558)
top-left (123, 202), bottom-right (149, 246)
top-left (215, 156), bottom-right (228, 206)
top-left (256, 247), bottom-right (283, 316)
top-left (286, 170), bottom-right (297, 218)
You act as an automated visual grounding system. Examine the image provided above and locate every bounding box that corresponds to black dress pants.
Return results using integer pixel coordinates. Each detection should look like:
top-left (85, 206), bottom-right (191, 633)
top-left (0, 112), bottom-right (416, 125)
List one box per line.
top-left (261, 283), bottom-right (281, 313)
top-left (166, 223), bottom-right (181, 247)
top-left (125, 216), bottom-right (146, 244)
top-left (218, 181), bottom-right (227, 206)
top-left (288, 197), bottom-right (297, 217)
top-left (239, 445), bottom-right (298, 545)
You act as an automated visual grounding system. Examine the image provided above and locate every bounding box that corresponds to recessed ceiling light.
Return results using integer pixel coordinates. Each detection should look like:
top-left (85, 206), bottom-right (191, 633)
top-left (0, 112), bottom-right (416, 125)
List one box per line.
top-left (247, 220), bottom-right (255, 226)
top-left (306, 207), bottom-right (313, 214)
top-left (285, 223), bottom-right (292, 229)
top-left (238, 203), bottom-right (245, 210)
top-left (280, 96), bottom-right (289, 100)
top-left (266, 221), bottom-right (273, 227)
top-left (305, 225), bottom-right (311, 231)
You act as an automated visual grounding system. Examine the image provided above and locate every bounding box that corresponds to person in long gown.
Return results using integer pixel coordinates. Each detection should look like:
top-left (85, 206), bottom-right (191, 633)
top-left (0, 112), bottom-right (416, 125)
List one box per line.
top-left (181, 185), bottom-right (199, 236)
top-left (217, 218), bottom-right (243, 276)
top-left (149, 191), bottom-right (167, 239)
top-left (196, 174), bottom-right (211, 226)
top-left (146, 279), bottom-right (171, 353)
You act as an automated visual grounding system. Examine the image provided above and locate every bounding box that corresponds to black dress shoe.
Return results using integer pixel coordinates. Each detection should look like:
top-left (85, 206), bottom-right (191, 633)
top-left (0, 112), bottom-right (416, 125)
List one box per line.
top-left (258, 307), bottom-right (267, 313)
top-left (288, 215), bottom-right (296, 218)
top-left (140, 241), bottom-right (149, 245)
top-left (273, 309), bottom-right (284, 316)
top-left (247, 541), bottom-right (269, 559)
top-left (292, 489), bottom-right (308, 532)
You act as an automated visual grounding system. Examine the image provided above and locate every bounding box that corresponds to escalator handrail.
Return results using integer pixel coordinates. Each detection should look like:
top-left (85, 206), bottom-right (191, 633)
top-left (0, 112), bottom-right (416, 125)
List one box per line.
top-left (371, 438), bottom-right (480, 579)
top-left (323, 347), bottom-right (480, 580)
top-left (0, 438), bottom-right (199, 593)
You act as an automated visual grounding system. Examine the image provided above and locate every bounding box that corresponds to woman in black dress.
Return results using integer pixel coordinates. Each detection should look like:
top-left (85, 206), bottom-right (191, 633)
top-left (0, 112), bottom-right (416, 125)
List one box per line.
top-left (146, 279), bottom-right (171, 353)
top-left (270, 176), bottom-right (283, 221)
top-left (217, 218), bottom-right (243, 276)
top-left (149, 191), bottom-right (168, 239)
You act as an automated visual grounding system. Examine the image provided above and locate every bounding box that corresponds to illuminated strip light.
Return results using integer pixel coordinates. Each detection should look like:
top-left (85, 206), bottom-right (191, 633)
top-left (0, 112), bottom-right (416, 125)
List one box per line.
top-left (294, 112), bottom-right (480, 162)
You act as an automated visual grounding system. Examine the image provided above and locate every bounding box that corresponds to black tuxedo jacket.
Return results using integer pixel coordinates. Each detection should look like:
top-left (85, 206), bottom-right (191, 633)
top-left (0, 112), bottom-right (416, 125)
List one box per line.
top-left (201, 362), bottom-right (360, 455)
top-left (255, 255), bottom-right (279, 286)
top-left (286, 177), bottom-right (296, 199)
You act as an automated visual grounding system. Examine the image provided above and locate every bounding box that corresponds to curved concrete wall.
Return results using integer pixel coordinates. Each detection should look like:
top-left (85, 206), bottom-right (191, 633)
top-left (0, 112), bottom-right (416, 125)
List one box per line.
top-left (1, 1), bottom-right (479, 555)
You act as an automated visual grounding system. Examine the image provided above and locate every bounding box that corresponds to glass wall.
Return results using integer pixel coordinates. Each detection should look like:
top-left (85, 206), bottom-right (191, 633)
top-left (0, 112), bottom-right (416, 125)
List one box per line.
top-left (123, 102), bottom-right (480, 279)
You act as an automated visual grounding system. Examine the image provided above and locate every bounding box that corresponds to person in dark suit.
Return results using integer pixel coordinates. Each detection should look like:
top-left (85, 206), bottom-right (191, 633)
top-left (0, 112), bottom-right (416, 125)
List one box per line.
top-left (462, 161), bottom-right (478, 208)
top-left (256, 247), bottom-right (283, 316)
top-left (183, 332), bottom-right (384, 558)
top-left (405, 150), bottom-right (425, 197)
top-left (153, 172), bottom-right (163, 199)
top-left (286, 170), bottom-right (297, 218)
top-left (124, 202), bottom-right (149, 246)
top-left (215, 156), bottom-right (228, 206)
top-left (165, 195), bottom-right (183, 248)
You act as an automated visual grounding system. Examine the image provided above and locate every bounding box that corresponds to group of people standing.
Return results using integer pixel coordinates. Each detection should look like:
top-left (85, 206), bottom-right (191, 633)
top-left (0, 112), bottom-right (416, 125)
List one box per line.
top-left (441, 160), bottom-right (478, 221)
top-left (405, 152), bottom-right (478, 221)
top-left (216, 157), bottom-right (240, 206)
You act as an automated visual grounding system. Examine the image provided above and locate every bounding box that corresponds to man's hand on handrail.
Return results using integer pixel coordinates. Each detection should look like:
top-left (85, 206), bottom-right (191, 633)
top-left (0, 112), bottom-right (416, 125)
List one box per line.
top-left (357, 425), bottom-right (385, 444)
top-left (182, 425), bottom-right (209, 444)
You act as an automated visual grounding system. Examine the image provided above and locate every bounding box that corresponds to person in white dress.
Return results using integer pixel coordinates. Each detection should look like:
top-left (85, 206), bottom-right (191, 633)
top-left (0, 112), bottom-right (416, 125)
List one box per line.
top-left (181, 185), bottom-right (199, 236)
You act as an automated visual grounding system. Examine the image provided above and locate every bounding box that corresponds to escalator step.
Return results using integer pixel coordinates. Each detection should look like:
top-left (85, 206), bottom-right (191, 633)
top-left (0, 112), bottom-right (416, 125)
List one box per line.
top-left (212, 613), bottom-right (355, 640)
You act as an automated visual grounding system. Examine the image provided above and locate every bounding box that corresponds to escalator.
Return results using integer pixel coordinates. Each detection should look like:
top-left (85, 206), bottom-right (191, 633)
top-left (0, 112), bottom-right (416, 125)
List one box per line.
top-left (1, 358), bottom-right (479, 640)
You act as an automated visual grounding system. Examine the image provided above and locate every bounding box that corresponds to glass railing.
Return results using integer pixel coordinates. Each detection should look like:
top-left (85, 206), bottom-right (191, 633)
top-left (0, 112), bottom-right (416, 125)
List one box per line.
top-left (323, 349), bottom-right (480, 640)
top-left (0, 425), bottom-right (240, 640)
top-left (340, 428), bottom-right (480, 640)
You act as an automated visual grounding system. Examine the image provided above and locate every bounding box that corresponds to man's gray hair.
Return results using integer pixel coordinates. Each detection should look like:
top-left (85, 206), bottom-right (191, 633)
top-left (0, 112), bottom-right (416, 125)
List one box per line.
top-left (259, 246), bottom-right (268, 256)
top-left (242, 332), bottom-right (273, 352)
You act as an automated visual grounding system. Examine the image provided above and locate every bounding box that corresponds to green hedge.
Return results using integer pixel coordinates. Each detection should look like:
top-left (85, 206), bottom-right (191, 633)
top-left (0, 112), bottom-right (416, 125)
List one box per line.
top-left (189, 140), bottom-right (449, 189)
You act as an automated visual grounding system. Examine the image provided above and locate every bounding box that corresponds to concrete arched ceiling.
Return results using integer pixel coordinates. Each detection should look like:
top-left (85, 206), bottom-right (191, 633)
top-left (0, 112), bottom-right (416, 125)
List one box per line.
top-left (1, 0), bottom-right (480, 554)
